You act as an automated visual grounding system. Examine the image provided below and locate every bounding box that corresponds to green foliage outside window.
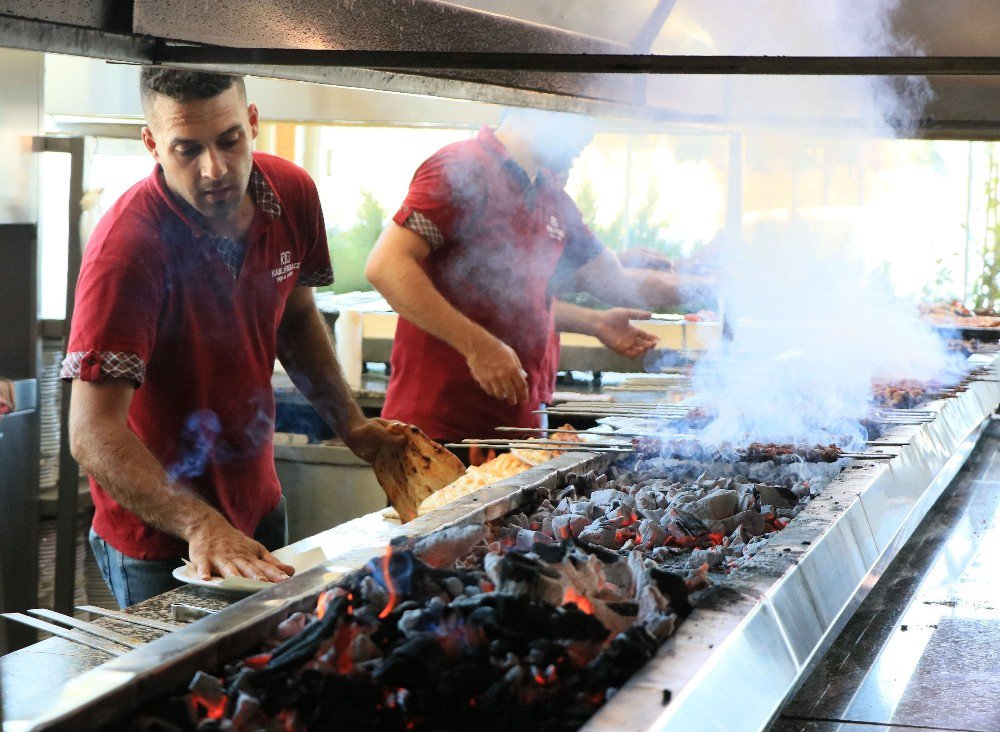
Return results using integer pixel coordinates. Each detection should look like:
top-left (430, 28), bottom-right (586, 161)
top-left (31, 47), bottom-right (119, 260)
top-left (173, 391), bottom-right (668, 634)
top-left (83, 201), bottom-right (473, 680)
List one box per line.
top-left (971, 145), bottom-right (1000, 314)
top-left (320, 191), bottom-right (386, 294)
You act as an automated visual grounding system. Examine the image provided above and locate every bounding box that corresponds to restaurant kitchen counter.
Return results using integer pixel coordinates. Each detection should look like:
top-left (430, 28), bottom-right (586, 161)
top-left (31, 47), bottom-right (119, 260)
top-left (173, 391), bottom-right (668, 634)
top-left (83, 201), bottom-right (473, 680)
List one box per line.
top-left (0, 508), bottom-right (403, 727)
top-left (0, 587), bottom-right (234, 722)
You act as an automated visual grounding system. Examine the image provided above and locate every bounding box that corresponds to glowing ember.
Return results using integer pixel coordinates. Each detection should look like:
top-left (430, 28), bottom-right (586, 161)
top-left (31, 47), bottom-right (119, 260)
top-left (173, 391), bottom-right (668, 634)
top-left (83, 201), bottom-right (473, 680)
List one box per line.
top-left (191, 691), bottom-right (227, 720)
top-left (563, 586), bottom-right (594, 615)
top-left (315, 589), bottom-right (334, 619)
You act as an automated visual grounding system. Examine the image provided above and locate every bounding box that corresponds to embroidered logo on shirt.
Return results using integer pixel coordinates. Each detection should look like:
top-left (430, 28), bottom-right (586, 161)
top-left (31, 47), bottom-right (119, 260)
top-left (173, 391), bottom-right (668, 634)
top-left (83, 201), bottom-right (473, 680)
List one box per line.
top-left (546, 215), bottom-right (565, 242)
top-left (272, 250), bottom-right (301, 283)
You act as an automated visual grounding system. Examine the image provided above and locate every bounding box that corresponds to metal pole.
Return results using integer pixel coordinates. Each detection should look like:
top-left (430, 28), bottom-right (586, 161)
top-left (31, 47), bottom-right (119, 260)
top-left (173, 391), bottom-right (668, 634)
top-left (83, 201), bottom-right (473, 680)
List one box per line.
top-left (43, 137), bottom-right (87, 615)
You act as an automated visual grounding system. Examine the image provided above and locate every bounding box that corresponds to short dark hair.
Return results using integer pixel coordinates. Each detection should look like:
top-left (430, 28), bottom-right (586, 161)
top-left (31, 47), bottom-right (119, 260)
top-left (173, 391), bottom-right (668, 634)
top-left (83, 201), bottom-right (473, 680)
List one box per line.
top-left (140, 67), bottom-right (246, 114)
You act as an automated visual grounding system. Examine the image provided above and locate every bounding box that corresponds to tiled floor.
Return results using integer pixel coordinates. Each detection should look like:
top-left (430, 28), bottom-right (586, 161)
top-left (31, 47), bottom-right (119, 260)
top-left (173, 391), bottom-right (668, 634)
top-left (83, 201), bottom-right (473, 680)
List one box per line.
top-left (775, 420), bottom-right (1000, 732)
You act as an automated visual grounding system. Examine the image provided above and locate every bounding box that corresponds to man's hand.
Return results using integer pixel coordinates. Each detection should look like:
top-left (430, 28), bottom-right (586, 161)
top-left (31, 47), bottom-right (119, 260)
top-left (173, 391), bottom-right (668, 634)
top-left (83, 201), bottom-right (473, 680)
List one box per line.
top-left (464, 333), bottom-right (530, 406)
top-left (593, 308), bottom-right (660, 358)
top-left (342, 417), bottom-right (409, 464)
top-left (187, 515), bottom-right (294, 583)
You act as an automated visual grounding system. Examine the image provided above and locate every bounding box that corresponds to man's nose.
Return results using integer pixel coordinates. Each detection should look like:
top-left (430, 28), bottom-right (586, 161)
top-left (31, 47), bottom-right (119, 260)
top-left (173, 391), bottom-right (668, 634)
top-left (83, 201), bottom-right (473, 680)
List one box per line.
top-left (200, 147), bottom-right (227, 181)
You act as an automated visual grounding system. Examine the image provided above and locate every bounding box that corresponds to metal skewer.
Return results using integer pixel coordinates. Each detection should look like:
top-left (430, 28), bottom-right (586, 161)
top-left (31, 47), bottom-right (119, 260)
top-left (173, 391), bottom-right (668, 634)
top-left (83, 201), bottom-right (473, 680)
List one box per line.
top-left (2, 613), bottom-right (127, 656)
top-left (445, 443), bottom-right (630, 453)
top-left (76, 605), bottom-right (181, 632)
top-left (460, 438), bottom-right (631, 448)
top-left (28, 608), bottom-right (143, 649)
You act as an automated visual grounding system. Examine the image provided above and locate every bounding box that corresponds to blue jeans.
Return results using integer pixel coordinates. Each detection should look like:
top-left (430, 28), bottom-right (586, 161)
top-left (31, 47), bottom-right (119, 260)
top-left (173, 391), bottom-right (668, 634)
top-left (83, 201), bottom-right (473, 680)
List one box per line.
top-left (89, 495), bottom-right (288, 608)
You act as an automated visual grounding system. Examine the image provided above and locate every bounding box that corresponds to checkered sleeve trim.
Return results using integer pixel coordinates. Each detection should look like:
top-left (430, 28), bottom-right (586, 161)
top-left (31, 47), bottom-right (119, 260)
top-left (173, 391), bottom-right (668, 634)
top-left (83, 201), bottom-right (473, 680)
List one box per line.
top-left (296, 266), bottom-right (335, 287)
top-left (60, 351), bottom-right (146, 385)
top-left (403, 211), bottom-right (445, 250)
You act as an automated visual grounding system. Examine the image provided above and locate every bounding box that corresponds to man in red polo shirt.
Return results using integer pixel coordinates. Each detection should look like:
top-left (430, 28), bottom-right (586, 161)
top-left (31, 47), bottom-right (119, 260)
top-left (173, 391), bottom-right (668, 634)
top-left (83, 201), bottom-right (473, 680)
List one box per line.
top-left (367, 108), bottom-right (711, 442)
top-left (63, 69), bottom-right (405, 607)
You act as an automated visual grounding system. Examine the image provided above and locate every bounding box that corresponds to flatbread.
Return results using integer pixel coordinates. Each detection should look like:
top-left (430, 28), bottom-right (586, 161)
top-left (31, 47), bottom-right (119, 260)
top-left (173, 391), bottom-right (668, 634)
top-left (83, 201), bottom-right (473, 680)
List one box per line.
top-left (418, 452), bottom-right (531, 512)
top-left (381, 426), bottom-right (584, 520)
top-left (373, 424), bottom-right (465, 523)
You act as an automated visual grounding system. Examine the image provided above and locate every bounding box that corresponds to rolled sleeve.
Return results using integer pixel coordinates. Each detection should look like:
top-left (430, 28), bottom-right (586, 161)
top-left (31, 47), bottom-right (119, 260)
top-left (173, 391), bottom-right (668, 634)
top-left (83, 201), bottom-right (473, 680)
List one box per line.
top-left (60, 350), bottom-right (147, 385)
top-left (392, 149), bottom-right (486, 251)
top-left (63, 252), bottom-right (162, 386)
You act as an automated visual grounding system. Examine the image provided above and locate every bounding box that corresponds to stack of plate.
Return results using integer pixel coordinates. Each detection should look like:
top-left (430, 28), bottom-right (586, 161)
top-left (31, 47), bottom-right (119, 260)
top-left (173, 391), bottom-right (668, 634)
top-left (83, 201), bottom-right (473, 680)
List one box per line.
top-left (38, 340), bottom-right (63, 491)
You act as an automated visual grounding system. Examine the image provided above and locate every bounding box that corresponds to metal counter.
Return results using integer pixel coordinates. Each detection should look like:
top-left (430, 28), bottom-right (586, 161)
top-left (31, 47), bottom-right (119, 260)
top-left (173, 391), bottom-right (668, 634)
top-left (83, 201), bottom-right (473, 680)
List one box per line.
top-left (4, 358), bottom-right (999, 731)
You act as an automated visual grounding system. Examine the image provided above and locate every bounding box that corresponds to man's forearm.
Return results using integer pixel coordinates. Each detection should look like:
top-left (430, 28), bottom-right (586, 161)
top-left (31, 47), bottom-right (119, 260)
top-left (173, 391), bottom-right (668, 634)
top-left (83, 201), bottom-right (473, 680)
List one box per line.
top-left (553, 300), bottom-right (600, 336)
top-left (368, 255), bottom-right (493, 358)
top-left (276, 300), bottom-right (365, 437)
top-left (73, 424), bottom-right (225, 542)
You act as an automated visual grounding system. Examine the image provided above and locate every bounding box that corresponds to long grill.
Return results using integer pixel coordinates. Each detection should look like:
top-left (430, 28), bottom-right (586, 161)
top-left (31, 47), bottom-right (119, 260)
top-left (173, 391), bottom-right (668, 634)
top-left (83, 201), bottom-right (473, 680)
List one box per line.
top-left (13, 359), bottom-right (1000, 732)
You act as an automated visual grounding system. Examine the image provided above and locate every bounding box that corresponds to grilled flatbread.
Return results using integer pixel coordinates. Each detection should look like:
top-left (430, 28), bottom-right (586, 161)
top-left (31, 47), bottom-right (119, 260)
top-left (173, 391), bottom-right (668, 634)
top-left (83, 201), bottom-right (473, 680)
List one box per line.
top-left (418, 452), bottom-right (531, 512)
top-left (373, 424), bottom-right (465, 523)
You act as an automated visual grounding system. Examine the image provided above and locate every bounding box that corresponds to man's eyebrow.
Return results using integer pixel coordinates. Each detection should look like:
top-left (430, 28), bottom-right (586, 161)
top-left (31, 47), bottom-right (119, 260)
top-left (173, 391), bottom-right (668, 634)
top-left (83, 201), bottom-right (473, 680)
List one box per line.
top-left (169, 125), bottom-right (243, 147)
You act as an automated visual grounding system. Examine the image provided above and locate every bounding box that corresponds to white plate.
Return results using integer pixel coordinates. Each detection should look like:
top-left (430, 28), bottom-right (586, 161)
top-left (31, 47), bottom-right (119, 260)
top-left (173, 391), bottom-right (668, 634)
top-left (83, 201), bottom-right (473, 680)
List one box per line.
top-left (172, 546), bottom-right (327, 596)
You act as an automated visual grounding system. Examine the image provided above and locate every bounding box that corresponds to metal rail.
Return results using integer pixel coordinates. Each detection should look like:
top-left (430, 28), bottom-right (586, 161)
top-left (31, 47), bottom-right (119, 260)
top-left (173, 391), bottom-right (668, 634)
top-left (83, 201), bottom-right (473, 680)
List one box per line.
top-left (153, 47), bottom-right (1000, 76)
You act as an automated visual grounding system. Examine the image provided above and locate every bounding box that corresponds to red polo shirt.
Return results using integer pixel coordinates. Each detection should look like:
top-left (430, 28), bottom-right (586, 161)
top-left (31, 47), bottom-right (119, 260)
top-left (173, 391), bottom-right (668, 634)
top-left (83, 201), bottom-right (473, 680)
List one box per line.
top-left (62, 152), bottom-right (333, 560)
top-left (381, 127), bottom-right (604, 441)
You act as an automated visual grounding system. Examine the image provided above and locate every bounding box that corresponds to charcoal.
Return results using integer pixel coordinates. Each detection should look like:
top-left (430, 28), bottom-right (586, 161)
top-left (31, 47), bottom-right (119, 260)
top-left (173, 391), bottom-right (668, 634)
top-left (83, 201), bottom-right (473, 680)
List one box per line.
top-left (670, 508), bottom-right (709, 536)
top-left (551, 514), bottom-right (590, 540)
top-left (515, 528), bottom-right (553, 552)
top-left (577, 524), bottom-right (619, 549)
top-left (350, 633), bottom-right (381, 664)
top-left (230, 693), bottom-right (260, 729)
top-left (589, 488), bottom-right (629, 507)
top-left (188, 671), bottom-right (225, 705)
top-left (637, 519), bottom-right (668, 547)
top-left (373, 634), bottom-right (447, 687)
top-left (145, 426), bottom-right (861, 732)
top-left (689, 547), bottom-right (726, 570)
top-left (275, 612), bottom-right (308, 640)
top-left (686, 488), bottom-right (739, 522)
top-left (756, 484), bottom-right (797, 509)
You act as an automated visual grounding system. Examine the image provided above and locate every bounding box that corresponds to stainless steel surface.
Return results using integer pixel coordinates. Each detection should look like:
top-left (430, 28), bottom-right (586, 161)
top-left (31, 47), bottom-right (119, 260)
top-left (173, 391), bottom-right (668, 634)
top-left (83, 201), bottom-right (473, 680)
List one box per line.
top-left (1, 614), bottom-right (125, 657)
top-left (75, 606), bottom-right (180, 633)
top-left (778, 419), bottom-right (1000, 732)
top-left (169, 603), bottom-right (218, 623)
top-left (579, 363), bottom-right (1000, 732)
top-left (6, 359), bottom-right (999, 731)
top-left (135, 0), bottom-right (639, 107)
top-left (26, 610), bottom-right (142, 650)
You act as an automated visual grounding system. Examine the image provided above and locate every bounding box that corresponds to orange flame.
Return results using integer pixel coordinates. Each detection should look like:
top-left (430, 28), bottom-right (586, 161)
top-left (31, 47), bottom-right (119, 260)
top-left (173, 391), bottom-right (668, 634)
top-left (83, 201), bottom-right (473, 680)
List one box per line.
top-left (562, 586), bottom-right (594, 615)
top-left (378, 548), bottom-right (398, 619)
top-left (316, 590), bottom-right (334, 619)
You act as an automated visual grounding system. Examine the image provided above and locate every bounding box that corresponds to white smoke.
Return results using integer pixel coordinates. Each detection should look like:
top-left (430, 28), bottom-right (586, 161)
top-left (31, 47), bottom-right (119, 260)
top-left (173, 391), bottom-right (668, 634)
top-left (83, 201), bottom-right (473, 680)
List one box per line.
top-left (691, 222), bottom-right (962, 449)
top-left (650, 0), bottom-right (957, 447)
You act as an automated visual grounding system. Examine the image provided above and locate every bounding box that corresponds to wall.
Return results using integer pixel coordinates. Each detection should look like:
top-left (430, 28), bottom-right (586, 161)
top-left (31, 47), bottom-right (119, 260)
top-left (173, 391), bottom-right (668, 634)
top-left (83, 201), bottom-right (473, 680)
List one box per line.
top-left (0, 47), bottom-right (41, 223)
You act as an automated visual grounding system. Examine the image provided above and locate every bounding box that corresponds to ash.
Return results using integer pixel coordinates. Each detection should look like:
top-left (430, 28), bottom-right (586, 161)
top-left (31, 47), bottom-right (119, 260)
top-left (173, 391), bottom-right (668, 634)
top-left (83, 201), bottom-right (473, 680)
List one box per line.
top-left (130, 454), bottom-right (845, 732)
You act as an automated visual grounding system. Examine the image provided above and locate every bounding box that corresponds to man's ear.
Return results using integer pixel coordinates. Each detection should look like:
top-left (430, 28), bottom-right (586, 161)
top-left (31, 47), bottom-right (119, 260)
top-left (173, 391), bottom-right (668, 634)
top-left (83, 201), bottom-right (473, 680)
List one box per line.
top-left (248, 103), bottom-right (259, 140)
top-left (141, 126), bottom-right (159, 160)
